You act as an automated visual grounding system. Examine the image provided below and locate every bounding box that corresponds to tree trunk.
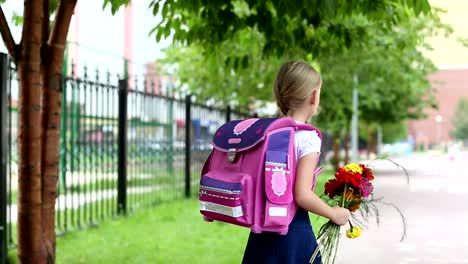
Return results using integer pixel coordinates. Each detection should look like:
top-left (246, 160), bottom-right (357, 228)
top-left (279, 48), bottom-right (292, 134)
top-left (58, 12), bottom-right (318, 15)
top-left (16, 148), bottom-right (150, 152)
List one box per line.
top-left (367, 126), bottom-right (376, 158)
top-left (0, 0), bottom-right (78, 262)
top-left (332, 131), bottom-right (340, 171)
top-left (41, 1), bottom-right (77, 262)
top-left (371, 129), bottom-right (377, 156)
top-left (17, 0), bottom-right (47, 263)
top-left (344, 125), bottom-right (350, 164)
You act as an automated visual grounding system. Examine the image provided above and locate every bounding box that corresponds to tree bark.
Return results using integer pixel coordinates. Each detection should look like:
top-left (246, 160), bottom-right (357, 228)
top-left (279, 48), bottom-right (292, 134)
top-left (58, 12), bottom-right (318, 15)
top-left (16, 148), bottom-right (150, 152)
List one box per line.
top-left (1, 0), bottom-right (77, 263)
top-left (344, 124), bottom-right (350, 164)
top-left (344, 132), bottom-right (349, 164)
top-left (367, 126), bottom-right (371, 157)
top-left (0, 6), bottom-right (18, 62)
top-left (332, 131), bottom-right (340, 171)
top-left (367, 126), bottom-right (377, 157)
top-left (17, 0), bottom-right (47, 263)
top-left (40, 0), bottom-right (77, 262)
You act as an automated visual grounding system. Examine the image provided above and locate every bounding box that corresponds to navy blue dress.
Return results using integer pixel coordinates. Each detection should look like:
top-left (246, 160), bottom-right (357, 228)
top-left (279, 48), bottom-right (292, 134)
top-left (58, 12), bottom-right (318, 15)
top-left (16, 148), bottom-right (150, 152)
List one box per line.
top-left (242, 208), bottom-right (322, 264)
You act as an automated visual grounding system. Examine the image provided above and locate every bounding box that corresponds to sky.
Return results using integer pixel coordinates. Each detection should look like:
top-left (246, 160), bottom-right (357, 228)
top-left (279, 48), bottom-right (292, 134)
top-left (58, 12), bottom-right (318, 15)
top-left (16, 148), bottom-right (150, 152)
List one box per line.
top-left (425, 0), bottom-right (468, 68)
top-left (0, 1), bottom-right (172, 77)
top-left (0, 1), bottom-right (174, 117)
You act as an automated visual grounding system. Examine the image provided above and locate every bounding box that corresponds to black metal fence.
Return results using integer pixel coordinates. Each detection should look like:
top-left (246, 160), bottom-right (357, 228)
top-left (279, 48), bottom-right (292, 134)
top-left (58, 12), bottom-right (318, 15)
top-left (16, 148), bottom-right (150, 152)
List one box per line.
top-left (0, 52), bottom-right (248, 257)
top-left (0, 54), bottom-right (9, 264)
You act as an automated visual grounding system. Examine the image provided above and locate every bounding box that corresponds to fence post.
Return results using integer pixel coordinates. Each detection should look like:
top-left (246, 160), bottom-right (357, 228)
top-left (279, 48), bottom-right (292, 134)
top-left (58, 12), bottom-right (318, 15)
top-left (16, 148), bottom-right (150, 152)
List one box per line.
top-left (70, 87), bottom-right (80, 172)
top-left (0, 53), bottom-right (9, 264)
top-left (59, 60), bottom-right (68, 192)
top-left (226, 105), bottom-right (231, 123)
top-left (185, 95), bottom-right (191, 198)
top-left (117, 80), bottom-right (128, 215)
top-left (166, 96), bottom-right (174, 177)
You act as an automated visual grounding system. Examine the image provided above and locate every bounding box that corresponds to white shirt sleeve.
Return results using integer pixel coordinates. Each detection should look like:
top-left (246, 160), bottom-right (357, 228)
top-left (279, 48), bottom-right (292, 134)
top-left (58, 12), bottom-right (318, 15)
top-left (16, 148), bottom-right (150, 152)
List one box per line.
top-left (295, 130), bottom-right (322, 160)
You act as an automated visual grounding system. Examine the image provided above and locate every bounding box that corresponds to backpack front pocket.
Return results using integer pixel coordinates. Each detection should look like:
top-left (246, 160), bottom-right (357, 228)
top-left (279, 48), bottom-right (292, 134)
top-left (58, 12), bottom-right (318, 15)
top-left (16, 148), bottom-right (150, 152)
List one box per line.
top-left (263, 150), bottom-right (294, 227)
top-left (199, 172), bottom-right (253, 226)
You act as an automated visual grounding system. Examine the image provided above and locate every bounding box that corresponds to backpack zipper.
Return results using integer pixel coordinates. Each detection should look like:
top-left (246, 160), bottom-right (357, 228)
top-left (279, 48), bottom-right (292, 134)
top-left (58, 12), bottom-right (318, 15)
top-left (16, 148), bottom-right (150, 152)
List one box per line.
top-left (200, 185), bottom-right (241, 194)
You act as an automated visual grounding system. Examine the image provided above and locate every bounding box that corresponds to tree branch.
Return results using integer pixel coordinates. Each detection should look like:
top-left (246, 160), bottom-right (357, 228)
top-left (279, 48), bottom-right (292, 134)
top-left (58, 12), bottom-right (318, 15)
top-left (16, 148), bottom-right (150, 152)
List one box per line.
top-left (40, 1), bottom-right (76, 261)
top-left (42, 0), bottom-right (50, 44)
top-left (48, 0), bottom-right (76, 48)
top-left (0, 5), bottom-right (18, 62)
top-left (41, 0), bottom-right (50, 66)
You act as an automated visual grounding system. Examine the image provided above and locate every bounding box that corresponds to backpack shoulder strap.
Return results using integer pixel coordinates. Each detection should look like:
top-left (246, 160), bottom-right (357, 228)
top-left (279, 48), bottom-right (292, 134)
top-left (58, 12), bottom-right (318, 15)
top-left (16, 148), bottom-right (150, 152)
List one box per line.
top-left (295, 123), bottom-right (323, 191)
top-left (296, 123), bottom-right (322, 139)
top-left (201, 150), bottom-right (213, 175)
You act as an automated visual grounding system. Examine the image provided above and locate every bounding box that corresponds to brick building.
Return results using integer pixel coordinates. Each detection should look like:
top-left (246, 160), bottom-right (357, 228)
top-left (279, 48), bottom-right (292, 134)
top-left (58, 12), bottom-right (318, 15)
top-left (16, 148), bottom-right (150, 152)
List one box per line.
top-left (408, 68), bottom-right (468, 146)
top-left (407, 0), bottom-right (468, 147)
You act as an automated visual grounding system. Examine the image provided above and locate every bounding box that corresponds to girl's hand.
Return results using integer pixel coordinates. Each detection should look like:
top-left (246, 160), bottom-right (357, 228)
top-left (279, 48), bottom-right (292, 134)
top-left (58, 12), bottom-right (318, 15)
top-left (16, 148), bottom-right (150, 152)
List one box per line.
top-left (331, 206), bottom-right (351, 226)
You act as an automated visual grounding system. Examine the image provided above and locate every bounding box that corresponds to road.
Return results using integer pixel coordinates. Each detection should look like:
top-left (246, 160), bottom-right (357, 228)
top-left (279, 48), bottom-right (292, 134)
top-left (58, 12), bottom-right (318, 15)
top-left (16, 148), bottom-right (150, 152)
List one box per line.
top-left (334, 151), bottom-right (468, 264)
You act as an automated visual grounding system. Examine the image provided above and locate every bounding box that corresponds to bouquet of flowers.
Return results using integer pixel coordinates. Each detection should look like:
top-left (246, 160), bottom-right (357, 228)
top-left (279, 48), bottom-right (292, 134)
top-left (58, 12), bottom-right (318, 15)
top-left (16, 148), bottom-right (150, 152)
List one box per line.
top-left (309, 162), bottom-right (407, 264)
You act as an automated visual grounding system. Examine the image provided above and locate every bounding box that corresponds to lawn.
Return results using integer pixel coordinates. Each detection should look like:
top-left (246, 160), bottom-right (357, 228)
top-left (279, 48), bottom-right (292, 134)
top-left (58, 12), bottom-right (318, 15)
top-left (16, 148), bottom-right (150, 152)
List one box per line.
top-left (8, 171), bottom-right (334, 264)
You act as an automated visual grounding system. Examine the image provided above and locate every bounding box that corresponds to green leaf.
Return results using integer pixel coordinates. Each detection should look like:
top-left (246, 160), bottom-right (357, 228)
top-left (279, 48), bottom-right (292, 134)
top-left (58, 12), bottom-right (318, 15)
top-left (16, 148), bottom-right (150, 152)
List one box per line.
top-left (102, 0), bottom-right (131, 15)
top-left (11, 12), bottom-right (23, 26)
top-left (325, 0), bottom-right (336, 17)
top-left (151, 2), bottom-right (160, 15)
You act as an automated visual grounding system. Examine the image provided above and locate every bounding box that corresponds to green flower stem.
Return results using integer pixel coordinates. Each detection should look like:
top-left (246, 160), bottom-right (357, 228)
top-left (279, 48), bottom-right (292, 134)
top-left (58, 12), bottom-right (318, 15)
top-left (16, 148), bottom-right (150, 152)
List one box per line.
top-left (348, 220), bottom-right (354, 231)
top-left (341, 182), bottom-right (348, 207)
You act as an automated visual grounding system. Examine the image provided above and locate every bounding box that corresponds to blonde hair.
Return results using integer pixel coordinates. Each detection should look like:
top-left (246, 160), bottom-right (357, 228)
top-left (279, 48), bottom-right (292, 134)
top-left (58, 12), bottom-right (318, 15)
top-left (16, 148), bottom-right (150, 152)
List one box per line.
top-left (273, 60), bottom-right (322, 116)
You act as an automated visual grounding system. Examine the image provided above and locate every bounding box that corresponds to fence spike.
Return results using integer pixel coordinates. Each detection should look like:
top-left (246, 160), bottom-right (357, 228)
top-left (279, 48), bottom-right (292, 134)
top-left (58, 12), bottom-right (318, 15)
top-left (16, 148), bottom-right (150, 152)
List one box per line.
top-left (134, 74), bottom-right (138, 91)
top-left (95, 67), bottom-right (100, 83)
top-left (150, 78), bottom-right (155, 95)
top-left (106, 70), bottom-right (111, 86)
top-left (83, 64), bottom-right (88, 80)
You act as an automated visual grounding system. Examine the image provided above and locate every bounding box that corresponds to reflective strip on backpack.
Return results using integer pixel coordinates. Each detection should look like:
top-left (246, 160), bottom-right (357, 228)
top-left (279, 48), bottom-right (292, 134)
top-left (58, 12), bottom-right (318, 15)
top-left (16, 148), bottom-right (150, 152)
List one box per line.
top-left (200, 201), bottom-right (244, 218)
top-left (269, 206), bottom-right (288, 217)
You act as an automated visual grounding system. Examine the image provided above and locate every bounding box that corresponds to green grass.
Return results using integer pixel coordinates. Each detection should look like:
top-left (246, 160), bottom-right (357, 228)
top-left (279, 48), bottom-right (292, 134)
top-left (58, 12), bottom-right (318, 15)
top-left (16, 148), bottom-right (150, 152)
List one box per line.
top-left (53, 188), bottom-right (188, 233)
top-left (58, 199), bottom-right (249, 264)
top-left (7, 169), bottom-right (334, 264)
top-left (56, 201), bottom-right (327, 264)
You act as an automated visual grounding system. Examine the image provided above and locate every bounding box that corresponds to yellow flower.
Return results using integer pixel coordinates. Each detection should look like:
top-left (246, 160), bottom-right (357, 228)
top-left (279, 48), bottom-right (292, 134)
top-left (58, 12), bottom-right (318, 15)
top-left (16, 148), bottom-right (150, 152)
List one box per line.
top-left (346, 226), bottom-right (362, 239)
top-left (343, 163), bottom-right (363, 174)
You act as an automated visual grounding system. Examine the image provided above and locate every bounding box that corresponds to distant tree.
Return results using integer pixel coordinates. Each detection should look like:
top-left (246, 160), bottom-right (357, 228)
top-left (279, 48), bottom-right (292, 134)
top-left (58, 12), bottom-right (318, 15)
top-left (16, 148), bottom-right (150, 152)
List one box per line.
top-left (381, 122), bottom-right (407, 143)
top-left (459, 37), bottom-right (468, 47)
top-left (161, 28), bottom-right (283, 109)
top-left (452, 97), bottom-right (468, 141)
top-left (313, 7), bottom-right (450, 165)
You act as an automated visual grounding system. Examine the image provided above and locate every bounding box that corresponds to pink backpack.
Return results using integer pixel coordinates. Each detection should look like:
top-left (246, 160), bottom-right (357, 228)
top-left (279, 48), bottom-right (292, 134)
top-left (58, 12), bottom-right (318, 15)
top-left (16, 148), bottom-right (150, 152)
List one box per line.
top-left (199, 117), bottom-right (322, 235)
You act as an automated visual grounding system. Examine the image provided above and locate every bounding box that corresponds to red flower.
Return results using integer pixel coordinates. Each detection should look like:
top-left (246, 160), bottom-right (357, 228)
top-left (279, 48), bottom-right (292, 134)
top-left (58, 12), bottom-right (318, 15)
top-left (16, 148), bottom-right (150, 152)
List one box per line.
top-left (335, 168), bottom-right (362, 189)
top-left (324, 165), bottom-right (373, 199)
top-left (360, 164), bottom-right (375, 181)
top-left (325, 169), bottom-right (362, 198)
top-left (324, 179), bottom-right (345, 198)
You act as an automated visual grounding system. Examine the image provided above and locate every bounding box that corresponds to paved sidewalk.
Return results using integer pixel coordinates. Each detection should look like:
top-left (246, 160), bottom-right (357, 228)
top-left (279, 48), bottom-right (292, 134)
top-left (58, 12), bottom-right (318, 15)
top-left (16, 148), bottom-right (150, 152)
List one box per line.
top-left (334, 152), bottom-right (468, 264)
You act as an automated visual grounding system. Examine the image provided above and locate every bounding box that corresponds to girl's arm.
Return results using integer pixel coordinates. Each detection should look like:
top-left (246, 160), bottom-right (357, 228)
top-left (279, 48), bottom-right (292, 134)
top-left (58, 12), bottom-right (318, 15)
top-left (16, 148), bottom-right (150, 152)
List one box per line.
top-left (294, 153), bottom-right (350, 225)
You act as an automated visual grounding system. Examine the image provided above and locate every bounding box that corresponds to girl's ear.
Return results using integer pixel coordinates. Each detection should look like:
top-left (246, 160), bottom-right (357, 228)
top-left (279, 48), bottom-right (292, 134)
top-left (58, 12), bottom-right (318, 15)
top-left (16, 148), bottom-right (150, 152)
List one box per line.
top-left (309, 90), bottom-right (317, 105)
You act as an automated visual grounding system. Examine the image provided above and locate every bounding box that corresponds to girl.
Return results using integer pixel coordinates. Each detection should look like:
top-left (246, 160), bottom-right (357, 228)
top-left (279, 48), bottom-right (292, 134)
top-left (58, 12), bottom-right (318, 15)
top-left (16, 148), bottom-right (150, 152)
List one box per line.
top-left (242, 61), bottom-right (351, 264)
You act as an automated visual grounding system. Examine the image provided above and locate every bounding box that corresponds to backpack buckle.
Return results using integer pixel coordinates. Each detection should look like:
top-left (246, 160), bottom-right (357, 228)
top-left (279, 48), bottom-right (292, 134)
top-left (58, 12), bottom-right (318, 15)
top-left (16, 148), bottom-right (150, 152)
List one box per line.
top-left (227, 148), bottom-right (237, 163)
